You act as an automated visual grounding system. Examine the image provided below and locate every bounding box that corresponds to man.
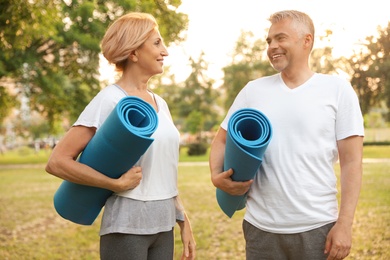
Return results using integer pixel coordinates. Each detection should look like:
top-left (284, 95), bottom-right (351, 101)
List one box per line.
top-left (209, 10), bottom-right (364, 260)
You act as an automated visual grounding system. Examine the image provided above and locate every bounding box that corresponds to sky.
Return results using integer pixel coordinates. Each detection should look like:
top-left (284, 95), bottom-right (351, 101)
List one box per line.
top-left (100, 0), bottom-right (390, 83)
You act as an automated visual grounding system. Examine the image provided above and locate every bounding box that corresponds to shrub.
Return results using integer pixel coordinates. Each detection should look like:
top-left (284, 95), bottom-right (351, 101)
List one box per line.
top-left (187, 142), bottom-right (208, 156)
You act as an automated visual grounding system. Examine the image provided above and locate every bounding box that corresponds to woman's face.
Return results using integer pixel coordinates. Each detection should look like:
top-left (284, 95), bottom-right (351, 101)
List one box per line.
top-left (135, 29), bottom-right (169, 76)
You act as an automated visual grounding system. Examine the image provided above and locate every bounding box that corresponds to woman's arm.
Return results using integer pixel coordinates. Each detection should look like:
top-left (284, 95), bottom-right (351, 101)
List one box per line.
top-left (175, 196), bottom-right (196, 260)
top-left (46, 126), bottom-right (142, 193)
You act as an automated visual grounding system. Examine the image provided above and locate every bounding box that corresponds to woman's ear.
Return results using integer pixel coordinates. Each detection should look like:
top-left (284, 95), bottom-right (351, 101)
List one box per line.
top-left (130, 51), bottom-right (138, 62)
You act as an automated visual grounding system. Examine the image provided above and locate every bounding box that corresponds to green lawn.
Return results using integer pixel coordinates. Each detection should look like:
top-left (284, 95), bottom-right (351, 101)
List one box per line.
top-left (362, 145), bottom-right (390, 158)
top-left (0, 144), bottom-right (389, 165)
top-left (0, 146), bottom-right (211, 165)
top-left (0, 158), bottom-right (389, 259)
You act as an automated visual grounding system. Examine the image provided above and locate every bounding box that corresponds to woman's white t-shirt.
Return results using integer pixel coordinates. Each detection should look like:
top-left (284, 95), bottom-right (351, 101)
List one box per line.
top-left (74, 84), bottom-right (180, 235)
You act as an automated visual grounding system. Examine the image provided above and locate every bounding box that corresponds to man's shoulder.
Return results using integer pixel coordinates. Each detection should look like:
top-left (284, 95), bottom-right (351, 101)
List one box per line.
top-left (247, 74), bottom-right (279, 86)
top-left (314, 73), bottom-right (349, 84)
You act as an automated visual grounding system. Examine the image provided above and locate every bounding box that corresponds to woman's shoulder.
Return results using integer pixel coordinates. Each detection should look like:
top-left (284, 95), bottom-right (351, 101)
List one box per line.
top-left (98, 84), bottom-right (126, 97)
top-left (151, 92), bottom-right (169, 109)
top-left (89, 84), bottom-right (126, 105)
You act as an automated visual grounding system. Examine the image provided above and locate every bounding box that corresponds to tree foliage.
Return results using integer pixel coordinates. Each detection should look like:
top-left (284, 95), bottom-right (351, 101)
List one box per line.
top-left (309, 29), bottom-right (343, 75)
top-left (0, 86), bottom-right (18, 131)
top-left (0, 0), bottom-right (188, 130)
top-left (153, 53), bottom-right (219, 134)
top-left (349, 22), bottom-right (390, 120)
top-left (221, 31), bottom-right (274, 110)
top-left (177, 53), bottom-right (219, 132)
top-left (310, 46), bottom-right (339, 74)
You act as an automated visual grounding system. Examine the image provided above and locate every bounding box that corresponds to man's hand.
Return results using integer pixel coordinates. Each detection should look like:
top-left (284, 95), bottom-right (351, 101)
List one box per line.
top-left (324, 220), bottom-right (352, 260)
top-left (211, 168), bottom-right (253, 196)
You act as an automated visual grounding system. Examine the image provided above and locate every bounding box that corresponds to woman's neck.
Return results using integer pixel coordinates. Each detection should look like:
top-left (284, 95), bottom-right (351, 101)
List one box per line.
top-left (116, 71), bottom-right (149, 93)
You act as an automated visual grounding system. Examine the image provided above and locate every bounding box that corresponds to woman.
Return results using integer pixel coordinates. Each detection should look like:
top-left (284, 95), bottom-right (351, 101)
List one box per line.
top-left (46, 12), bottom-right (196, 260)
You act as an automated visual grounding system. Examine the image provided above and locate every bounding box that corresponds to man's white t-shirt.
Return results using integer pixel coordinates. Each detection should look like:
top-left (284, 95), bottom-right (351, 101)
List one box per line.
top-left (221, 73), bottom-right (364, 233)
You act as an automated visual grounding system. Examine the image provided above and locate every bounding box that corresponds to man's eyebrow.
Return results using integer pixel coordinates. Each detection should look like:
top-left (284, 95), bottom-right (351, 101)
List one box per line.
top-left (266, 32), bottom-right (288, 42)
top-left (274, 32), bottom-right (288, 38)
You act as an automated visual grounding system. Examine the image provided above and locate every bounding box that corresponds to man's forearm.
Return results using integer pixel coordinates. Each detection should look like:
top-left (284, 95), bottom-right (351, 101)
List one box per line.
top-left (338, 161), bottom-right (362, 225)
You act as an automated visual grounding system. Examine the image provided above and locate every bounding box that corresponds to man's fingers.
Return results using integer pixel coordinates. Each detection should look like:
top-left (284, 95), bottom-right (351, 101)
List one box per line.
top-left (223, 168), bottom-right (234, 177)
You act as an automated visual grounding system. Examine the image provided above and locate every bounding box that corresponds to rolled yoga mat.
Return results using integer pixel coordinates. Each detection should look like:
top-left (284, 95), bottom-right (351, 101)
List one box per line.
top-left (216, 108), bottom-right (272, 218)
top-left (53, 96), bottom-right (158, 225)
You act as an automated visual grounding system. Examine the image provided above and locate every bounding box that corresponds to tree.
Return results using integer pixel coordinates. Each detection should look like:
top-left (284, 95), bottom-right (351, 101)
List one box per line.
top-left (349, 22), bottom-right (390, 120)
top-left (221, 31), bottom-right (273, 110)
top-left (0, 86), bottom-right (18, 128)
top-left (310, 46), bottom-right (339, 74)
top-left (178, 53), bottom-right (219, 134)
top-left (0, 0), bottom-right (188, 130)
top-left (0, 0), bottom-right (61, 126)
top-left (309, 29), bottom-right (346, 75)
top-left (154, 53), bottom-right (218, 156)
top-left (155, 52), bottom-right (220, 134)
top-left (150, 68), bottom-right (183, 124)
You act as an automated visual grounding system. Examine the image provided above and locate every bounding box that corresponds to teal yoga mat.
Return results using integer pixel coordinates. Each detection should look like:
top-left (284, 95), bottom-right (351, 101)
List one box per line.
top-left (53, 96), bottom-right (158, 225)
top-left (217, 108), bottom-right (272, 218)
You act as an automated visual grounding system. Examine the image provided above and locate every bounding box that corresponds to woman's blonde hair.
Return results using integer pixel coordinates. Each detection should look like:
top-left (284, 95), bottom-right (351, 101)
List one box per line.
top-left (101, 12), bottom-right (158, 72)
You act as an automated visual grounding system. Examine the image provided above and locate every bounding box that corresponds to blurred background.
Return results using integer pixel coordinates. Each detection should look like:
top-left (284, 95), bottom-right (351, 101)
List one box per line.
top-left (1, 0), bottom-right (389, 156)
top-left (1, 1), bottom-right (389, 259)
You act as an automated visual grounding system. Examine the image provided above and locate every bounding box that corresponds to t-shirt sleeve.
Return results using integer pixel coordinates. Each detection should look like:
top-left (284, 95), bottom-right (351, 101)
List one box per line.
top-left (73, 86), bottom-right (123, 129)
top-left (335, 80), bottom-right (365, 140)
top-left (221, 84), bottom-right (249, 130)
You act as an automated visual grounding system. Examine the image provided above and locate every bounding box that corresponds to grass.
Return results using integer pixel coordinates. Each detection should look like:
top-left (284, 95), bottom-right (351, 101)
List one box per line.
top-left (362, 145), bottom-right (390, 158)
top-left (332, 163), bottom-right (390, 259)
top-left (0, 167), bottom-right (103, 260)
top-left (0, 146), bottom-right (210, 165)
top-left (0, 147), bottom-right (51, 165)
top-left (0, 143), bottom-right (389, 165)
top-left (0, 157), bottom-right (389, 259)
top-left (0, 141), bottom-right (388, 259)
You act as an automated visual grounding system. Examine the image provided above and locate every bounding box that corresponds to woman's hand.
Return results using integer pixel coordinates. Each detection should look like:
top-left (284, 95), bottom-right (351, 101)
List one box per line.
top-left (112, 166), bottom-right (142, 193)
top-left (178, 213), bottom-right (196, 260)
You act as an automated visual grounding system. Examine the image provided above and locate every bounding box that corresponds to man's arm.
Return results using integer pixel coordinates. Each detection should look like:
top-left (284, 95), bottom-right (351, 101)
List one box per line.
top-left (209, 127), bottom-right (253, 196)
top-left (324, 135), bottom-right (363, 260)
